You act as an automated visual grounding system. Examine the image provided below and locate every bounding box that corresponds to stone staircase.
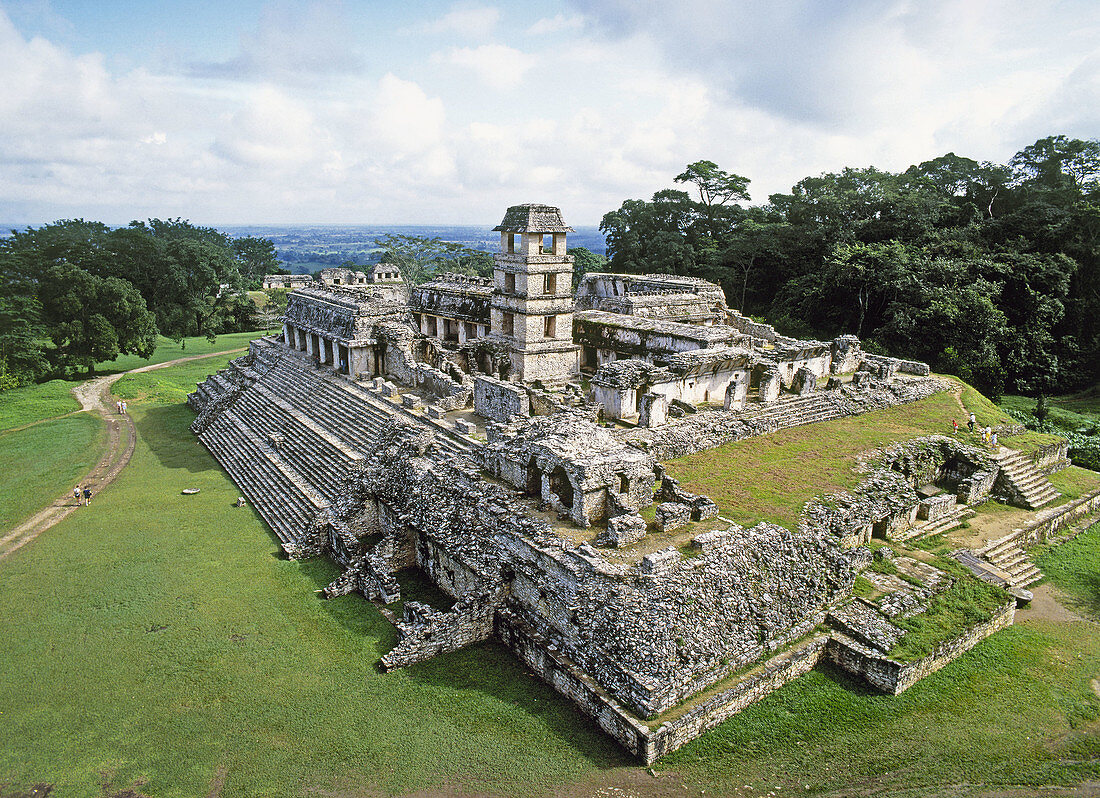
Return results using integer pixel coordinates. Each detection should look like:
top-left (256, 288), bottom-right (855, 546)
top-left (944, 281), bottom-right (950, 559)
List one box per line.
top-left (893, 504), bottom-right (975, 543)
top-left (199, 407), bottom-right (329, 545)
top-left (739, 393), bottom-right (840, 431)
top-left (976, 533), bottom-right (1043, 589)
top-left (191, 339), bottom-right (480, 547)
top-left (994, 448), bottom-right (1060, 509)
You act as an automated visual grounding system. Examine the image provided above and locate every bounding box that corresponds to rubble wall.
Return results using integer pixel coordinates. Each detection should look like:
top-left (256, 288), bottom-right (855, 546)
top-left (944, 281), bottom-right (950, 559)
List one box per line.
top-left (623, 377), bottom-right (949, 460)
top-left (825, 600), bottom-right (1015, 694)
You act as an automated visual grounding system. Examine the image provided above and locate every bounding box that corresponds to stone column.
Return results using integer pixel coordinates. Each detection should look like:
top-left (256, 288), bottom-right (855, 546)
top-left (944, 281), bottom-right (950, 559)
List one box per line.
top-left (759, 368), bottom-right (781, 404)
top-left (283, 324), bottom-right (292, 347)
top-left (724, 372), bottom-right (749, 411)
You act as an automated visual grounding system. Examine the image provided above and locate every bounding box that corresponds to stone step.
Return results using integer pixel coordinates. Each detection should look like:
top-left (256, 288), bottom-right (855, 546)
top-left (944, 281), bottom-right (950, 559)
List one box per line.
top-left (199, 412), bottom-right (328, 544)
top-left (993, 448), bottom-right (1061, 511)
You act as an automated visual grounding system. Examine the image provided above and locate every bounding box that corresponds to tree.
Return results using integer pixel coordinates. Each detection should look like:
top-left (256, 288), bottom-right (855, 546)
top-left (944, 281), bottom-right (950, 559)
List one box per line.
top-left (674, 160), bottom-right (751, 238)
top-left (1010, 135), bottom-right (1100, 194)
top-left (234, 236), bottom-right (282, 289)
top-left (569, 246), bottom-right (607, 287)
top-left (37, 263), bottom-right (158, 375)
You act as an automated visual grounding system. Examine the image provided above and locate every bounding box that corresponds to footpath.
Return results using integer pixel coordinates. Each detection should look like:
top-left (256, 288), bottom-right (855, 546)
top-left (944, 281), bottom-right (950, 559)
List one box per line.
top-left (0, 349), bottom-right (245, 561)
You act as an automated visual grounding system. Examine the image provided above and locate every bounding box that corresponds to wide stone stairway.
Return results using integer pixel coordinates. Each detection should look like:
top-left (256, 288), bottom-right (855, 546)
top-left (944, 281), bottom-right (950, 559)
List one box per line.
top-left (737, 393), bottom-right (842, 432)
top-left (978, 535), bottom-right (1043, 588)
top-left (192, 338), bottom-right (478, 546)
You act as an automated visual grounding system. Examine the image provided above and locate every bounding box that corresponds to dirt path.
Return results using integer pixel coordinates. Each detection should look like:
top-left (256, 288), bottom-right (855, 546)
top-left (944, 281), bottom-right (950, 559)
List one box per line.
top-left (0, 348), bottom-right (245, 562)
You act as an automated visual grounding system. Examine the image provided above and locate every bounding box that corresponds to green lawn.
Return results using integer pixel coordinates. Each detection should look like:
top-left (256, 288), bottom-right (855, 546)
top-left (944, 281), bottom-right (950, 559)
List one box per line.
top-left (665, 390), bottom-right (966, 530)
top-left (667, 617), bottom-right (1100, 796)
top-left (1048, 465), bottom-right (1100, 501)
top-left (93, 330), bottom-right (266, 374)
top-left (0, 375), bottom-right (622, 797)
top-left (0, 379), bottom-right (82, 431)
top-left (0, 415), bottom-right (105, 534)
top-left (1001, 391), bottom-right (1100, 433)
top-left (113, 352), bottom-right (242, 405)
top-left (1035, 522), bottom-right (1100, 617)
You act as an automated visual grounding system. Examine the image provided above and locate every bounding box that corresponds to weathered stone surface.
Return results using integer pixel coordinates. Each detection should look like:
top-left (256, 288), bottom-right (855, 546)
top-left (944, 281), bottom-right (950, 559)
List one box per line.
top-left (655, 502), bottom-right (691, 532)
top-left (599, 513), bottom-right (648, 547)
top-left (792, 367), bottom-right (817, 395)
top-left (190, 203), bottom-right (981, 766)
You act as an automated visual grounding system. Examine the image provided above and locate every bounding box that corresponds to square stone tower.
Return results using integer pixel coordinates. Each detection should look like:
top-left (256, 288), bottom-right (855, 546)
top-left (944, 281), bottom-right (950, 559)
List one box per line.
top-left (489, 204), bottom-right (580, 385)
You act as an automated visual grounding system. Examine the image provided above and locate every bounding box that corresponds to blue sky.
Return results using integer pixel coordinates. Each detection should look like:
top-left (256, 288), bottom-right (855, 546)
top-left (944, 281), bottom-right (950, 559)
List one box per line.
top-left (1, 0), bottom-right (1098, 226)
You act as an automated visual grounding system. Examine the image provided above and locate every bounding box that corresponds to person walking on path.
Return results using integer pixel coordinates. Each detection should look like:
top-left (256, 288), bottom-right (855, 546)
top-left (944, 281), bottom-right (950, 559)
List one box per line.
top-left (73, 486), bottom-right (81, 505)
top-left (121, 400), bottom-right (127, 414)
top-left (116, 400), bottom-right (122, 414)
top-left (992, 431), bottom-right (998, 447)
top-left (82, 487), bottom-right (92, 506)
top-left (968, 412), bottom-right (976, 433)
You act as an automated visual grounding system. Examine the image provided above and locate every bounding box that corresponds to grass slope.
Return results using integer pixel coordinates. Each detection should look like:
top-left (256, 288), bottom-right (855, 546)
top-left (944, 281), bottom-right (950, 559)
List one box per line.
top-left (93, 330), bottom-right (264, 375)
top-left (0, 415), bottom-right (104, 533)
top-left (0, 379), bottom-right (82, 431)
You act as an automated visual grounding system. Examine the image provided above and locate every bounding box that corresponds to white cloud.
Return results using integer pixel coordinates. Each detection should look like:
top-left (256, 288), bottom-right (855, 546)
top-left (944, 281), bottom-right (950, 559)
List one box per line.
top-left (424, 5), bottom-right (500, 38)
top-left (526, 14), bottom-right (584, 35)
top-left (442, 44), bottom-right (535, 90)
top-left (212, 85), bottom-right (328, 168)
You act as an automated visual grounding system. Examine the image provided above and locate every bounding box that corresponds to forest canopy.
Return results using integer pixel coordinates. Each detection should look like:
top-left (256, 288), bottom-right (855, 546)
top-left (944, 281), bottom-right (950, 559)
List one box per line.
top-left (600, 136), bottom-right (1100, 397)
top-left (0, 219), bottom-right (277, 386)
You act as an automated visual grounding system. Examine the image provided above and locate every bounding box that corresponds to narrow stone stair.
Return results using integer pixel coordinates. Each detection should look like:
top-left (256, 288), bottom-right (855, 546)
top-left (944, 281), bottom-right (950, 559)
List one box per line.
top-left (978, 533), bottom-right (1043, 588)
top-left (993, 448), bottom-right (1060, 509)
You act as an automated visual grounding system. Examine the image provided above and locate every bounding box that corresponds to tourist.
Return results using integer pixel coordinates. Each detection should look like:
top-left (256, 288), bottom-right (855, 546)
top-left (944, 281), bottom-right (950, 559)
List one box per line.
top-left (984, 425), bottom-right (992, 444)
top-left (121, 400), bottom-right (127, 414)
top-left (992, 431), bottom-right (999, 447)
top-left (82, 486), bottom-right (92, 506)
top-left (116, 400), bottom-right (122, 414)
top-left (73, 486), bottom-right (81, 505)
top-left (968, 412), bottom-right (976, 433)
top-left (952, 419), bottom-right (959, 435)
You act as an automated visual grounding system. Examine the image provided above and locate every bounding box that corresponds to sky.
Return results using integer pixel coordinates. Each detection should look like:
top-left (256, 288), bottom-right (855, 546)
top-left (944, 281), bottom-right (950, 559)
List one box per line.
top-left (1, 0), bottom-right (1098, 227)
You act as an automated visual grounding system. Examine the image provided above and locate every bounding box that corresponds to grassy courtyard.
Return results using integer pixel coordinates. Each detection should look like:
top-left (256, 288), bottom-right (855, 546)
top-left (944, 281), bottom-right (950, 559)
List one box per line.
top-left (663, 388), bottom-right (966, 530)
top-left (1, 363), bottom-right (1100, 796)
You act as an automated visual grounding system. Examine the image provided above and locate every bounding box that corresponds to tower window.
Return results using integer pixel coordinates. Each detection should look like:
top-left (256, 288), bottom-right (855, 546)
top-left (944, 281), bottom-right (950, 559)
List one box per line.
top-left (505, 272), bottom-right (516, 293)
top-left (544, 315), bottom-right (556, 339)
top-left (502, 312), bottom-right (514, 337)
top-left (545, 273), bottom-right (557, 294)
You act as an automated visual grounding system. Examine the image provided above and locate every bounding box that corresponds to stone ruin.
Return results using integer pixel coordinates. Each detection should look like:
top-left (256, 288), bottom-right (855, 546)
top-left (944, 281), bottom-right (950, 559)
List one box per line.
top-left (190, 203), bottom-right (1056, 763)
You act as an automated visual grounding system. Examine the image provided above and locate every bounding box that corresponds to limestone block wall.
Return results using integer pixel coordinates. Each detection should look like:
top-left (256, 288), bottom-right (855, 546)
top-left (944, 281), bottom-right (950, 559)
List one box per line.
top-left (504, 521), bottom-right (856, 718)
top-left (474, 375), bottom-right (531, 422)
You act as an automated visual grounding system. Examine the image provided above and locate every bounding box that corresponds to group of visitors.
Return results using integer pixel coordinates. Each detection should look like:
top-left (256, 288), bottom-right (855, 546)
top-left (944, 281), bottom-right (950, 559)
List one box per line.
top-left (115, 400), bottom-right (127, 414)
top-left (72, 485), bottom-right (92, 506)
top-left (953, 411), bottom-right (998, 447)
